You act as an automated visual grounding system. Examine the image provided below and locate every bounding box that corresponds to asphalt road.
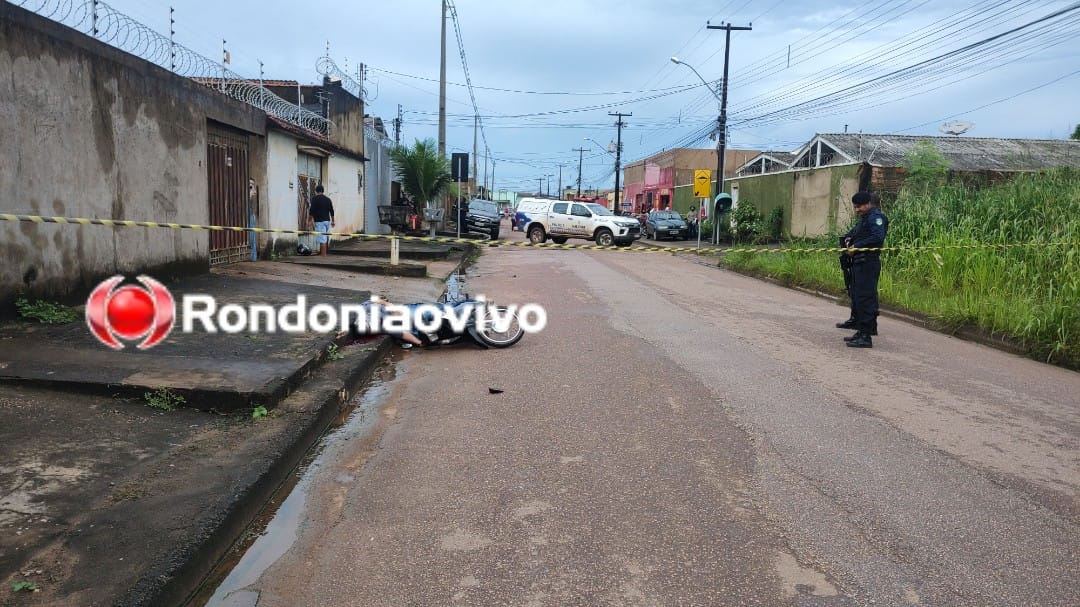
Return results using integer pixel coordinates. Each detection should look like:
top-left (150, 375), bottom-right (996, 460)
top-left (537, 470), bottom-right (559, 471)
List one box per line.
top-left (214, 227), bottom-right (1080, 606)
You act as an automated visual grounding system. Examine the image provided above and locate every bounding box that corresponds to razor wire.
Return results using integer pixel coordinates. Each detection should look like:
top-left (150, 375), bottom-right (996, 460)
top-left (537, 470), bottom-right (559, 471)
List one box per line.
top-left (14, 0), bottom-right (334, 137)
top-left (316, 55), bottom-right (391, 144)
top-left (316, 56), bottom-right (368, 102)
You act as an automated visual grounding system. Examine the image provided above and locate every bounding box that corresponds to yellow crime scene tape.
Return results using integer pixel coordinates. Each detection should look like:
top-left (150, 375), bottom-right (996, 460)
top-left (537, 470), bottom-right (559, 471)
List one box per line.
top-left (2, 213), bottom-right (1077, 255)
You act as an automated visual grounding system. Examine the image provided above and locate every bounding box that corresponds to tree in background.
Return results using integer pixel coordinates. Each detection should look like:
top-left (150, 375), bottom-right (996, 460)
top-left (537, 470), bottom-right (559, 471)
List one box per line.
top-left (902, 140), bottom-right (950, 192)
top-left (1071, 124), bottom-right (1080, 140)
top-left (389, 139), bottom-right (453, 216)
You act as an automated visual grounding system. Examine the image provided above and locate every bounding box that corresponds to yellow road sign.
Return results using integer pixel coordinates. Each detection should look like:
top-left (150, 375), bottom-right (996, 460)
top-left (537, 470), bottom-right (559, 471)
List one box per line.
top-left (693, 169), bottom-right (712, 198)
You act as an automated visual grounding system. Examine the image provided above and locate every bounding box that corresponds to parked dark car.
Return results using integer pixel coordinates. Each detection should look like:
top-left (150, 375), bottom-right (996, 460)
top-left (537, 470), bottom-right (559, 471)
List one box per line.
top-left (460, 199), bottom-right (501, 239)
top-left (645, 210), bottom-right (689, 240)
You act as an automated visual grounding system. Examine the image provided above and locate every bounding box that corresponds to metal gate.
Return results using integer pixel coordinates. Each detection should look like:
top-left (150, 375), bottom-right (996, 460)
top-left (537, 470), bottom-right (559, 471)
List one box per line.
top-left (297, 175), bottom-right (315, 230)
top-left (207, 125), bottom-right (251, 265)
top-left (296, 152), bottom-right (324, 230)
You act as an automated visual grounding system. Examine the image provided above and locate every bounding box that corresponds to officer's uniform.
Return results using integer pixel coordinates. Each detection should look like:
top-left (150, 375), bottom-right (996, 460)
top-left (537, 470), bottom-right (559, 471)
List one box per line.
top-left (838, 225), bottom-right (857, 325)
top-left (847, 206), bottom-right (889, 342)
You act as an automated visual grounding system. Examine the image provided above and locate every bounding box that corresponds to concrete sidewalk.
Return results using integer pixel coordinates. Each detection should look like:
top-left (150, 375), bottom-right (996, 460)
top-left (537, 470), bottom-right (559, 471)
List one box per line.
top-left (0, 248), bottom-right (470, 606)
top-left (277, 237), bottom-right (472, 278)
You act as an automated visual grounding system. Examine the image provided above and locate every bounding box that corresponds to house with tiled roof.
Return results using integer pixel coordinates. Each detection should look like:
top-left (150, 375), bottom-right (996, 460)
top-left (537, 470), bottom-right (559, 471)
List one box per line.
top-left (734, 151), bottom-right (797, 176)
top-left (209, 76), bottom-right (385, 252)
top-left (727, 133), bottom-right (1080, 238)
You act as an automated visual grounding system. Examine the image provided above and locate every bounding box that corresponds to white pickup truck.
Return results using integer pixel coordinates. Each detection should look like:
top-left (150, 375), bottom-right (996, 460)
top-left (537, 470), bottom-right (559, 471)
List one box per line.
top-left (514, 198), bottom-right (642, 246)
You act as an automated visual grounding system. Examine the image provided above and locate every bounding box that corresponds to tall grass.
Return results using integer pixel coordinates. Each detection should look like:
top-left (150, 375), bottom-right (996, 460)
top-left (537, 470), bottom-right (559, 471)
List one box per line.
top-left (720, 168), bottom-right (1080, 367)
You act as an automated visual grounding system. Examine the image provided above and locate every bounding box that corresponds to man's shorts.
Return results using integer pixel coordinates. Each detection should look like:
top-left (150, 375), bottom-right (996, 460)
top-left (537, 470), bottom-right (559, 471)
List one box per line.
top-left (314, 220), bottom-right (331, 245)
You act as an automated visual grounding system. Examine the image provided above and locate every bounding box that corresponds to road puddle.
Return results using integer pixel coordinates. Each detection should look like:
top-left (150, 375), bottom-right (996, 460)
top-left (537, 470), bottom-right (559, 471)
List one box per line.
top-left (189, 352), bottom-right (405, 606)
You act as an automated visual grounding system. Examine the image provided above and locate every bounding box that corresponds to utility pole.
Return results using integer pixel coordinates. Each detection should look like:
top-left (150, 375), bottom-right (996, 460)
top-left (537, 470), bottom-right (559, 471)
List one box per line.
top-left (483, 145), bottom-right (489, 199)
top-left (472, 115), bottom-right (478, 199)
top-left (557, 164), bottom-right (563, 199)
top-left (609, 112), bottom-right (631, 212)
top-left (706, 21), bottom-right (752, 236)
top-left (573, 147), bottom-right (586, 197)
top-left (393, 104), bottom-right (402, 145)
top-left (438, 0), bottom-right (447, 158)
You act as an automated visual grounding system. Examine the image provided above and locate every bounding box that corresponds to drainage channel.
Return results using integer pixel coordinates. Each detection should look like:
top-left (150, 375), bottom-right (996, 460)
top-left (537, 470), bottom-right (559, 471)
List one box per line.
top-left (186, 351), bottom-right (407, 607)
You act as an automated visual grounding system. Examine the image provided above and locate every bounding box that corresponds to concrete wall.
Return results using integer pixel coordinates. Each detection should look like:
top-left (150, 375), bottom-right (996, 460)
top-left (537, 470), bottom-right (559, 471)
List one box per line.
top-left (727, 163), bottom-right (862, 238)
top-left (0, 4), bottom-right (265, 308)
top-left (263, 130), bottom-right (369, 252)
top-left (791, 169), bottom-right (834, 237)
top-left (265, 130), bottom-right (301, 250)
top-left (326, 154), bottom-right (365, 234)
top-left (364, 132), bottom-right (394, 236)
top-left (323, 80), bottom-right (366, 156)
top-left (727, 173), bottom-right (794, 235)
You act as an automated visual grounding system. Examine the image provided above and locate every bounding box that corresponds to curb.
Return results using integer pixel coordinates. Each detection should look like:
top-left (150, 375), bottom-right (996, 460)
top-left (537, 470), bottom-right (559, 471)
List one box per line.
top-left (135, 246), bottom-right (476, 605)
top-left (331, 248), bottom-right (454, 261)
top-left (281, 257), bottom-right (429, 277)
top-left (780, 283), bottom-right (1033, 357)
top-left (0, 331), bottom-right (353, 414)
top-left (706, 257), bottom-right (1041, 363)
top-left (130, 337), bottom-right (393, 607)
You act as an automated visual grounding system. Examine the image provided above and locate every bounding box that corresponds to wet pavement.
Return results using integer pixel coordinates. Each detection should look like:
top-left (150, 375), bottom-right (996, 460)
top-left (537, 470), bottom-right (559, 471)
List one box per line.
top-left (197, 353), bottom-right (407, 607)
top-left (0, 240), bottom-right (471, 606)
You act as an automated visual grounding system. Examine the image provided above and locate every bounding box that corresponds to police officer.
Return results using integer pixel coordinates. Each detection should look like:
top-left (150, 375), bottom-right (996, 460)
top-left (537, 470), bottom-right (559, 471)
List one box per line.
top-left (843, 191), bottom-right (888, 348)
top-left (836, 219), bottom-right (858, 330)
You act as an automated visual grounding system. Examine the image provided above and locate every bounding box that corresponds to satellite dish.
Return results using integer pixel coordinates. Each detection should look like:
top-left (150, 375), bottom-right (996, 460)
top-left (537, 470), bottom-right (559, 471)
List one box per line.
top-left (940, 121), bottom-right (974, 136)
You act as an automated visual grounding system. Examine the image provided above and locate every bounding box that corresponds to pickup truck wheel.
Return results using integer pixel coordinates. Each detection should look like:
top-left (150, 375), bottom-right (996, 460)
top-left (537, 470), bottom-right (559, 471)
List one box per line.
top-left (551, 237), bottom-right (568, 244)
top-left (595, 228), bottom-right (614, 246)
top-left (490, 228), bottom-right (500, 240)
top-left (528, 226), bottom-right (546, 244)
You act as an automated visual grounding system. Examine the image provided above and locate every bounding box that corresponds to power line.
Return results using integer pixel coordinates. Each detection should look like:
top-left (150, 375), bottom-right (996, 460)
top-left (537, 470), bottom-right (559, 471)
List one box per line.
top-left (368, 67), bottom-right (699, 97)
top-left (732, 4), bottom-right (1080, 128)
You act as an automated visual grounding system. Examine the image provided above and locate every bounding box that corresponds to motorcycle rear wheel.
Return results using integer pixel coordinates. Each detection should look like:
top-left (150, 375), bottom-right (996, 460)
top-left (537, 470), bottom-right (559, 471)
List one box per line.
top-left (475, 306), bottom-right (525, 348)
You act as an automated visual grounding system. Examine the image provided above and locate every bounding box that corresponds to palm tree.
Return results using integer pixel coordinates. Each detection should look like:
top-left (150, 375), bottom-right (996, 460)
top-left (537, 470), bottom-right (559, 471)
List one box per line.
top-left (389, 139), bottom-right (454, 235)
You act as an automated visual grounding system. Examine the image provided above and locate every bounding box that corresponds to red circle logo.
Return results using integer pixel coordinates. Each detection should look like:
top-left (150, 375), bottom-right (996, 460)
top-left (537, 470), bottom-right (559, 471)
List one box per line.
top-left (85, 276), bottom-right (176, 350)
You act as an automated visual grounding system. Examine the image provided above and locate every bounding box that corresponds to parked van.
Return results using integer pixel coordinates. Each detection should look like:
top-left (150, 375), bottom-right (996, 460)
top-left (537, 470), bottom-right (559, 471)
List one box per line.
top-left (514, 198), bottom-right (641, 246)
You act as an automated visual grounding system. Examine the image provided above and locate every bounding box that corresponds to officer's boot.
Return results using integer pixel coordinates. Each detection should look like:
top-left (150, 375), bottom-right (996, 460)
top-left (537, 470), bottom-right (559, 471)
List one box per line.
top-left (846, 332), bottom-right (873, 348)
top-left (836, 318), bottom-right (857, 330)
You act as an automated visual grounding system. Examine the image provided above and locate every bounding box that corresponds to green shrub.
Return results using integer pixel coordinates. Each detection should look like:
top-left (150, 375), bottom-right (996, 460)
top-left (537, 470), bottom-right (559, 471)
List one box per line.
top-left (719, 168), bottom-right (1080, 367)
top-left (763, 206), bottom-right (784, 240)
top-left (730, 203), bottom-right (763, 242)
top-left (15, 298), bottom-right (79, 324)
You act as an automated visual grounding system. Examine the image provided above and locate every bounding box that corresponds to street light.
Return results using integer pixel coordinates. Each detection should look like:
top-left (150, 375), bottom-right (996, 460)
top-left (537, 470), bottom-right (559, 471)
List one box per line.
top-left (672, 56), bottom-right (726, 244)
top-left (584, 138), bottom-right (618, 207)
top-left (585, 138), bottom-right (615, 155)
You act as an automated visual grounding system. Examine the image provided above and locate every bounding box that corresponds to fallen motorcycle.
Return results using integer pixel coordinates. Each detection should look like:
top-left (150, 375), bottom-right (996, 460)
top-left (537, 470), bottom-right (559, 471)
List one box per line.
top-left (349, 277), bottom-right (525, 349)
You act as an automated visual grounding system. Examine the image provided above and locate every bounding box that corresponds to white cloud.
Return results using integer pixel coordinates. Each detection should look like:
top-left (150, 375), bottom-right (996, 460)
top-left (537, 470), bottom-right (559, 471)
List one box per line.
top-left (46, 0), bottom-right (1080, 190)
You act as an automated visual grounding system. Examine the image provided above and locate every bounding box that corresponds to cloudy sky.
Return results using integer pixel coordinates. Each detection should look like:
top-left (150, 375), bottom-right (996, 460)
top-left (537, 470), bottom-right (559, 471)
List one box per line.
top-left (25, 0), bottom-right (1080, 194)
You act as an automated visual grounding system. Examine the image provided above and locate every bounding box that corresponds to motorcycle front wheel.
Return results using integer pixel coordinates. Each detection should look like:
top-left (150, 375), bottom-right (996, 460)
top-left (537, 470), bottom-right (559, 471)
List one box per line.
top-left (474, 306), bottom-right (525, 348)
